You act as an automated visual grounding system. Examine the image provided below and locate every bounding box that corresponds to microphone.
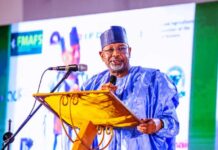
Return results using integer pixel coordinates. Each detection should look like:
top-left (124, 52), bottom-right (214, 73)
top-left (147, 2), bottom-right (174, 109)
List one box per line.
top-left (109, 75), bottom-right (117, 85)
top-left (48, 64), bottom-right (87, 72)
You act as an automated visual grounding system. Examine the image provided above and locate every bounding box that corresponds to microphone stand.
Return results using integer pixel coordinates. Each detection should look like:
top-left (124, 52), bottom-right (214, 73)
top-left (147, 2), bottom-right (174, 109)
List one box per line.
top-left (1, 70), bottom-right (73, 150)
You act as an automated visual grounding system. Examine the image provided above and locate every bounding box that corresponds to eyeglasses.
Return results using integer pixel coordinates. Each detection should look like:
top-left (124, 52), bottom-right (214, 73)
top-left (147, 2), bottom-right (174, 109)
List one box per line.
top-left (102, 45), bottom-right (129, 55)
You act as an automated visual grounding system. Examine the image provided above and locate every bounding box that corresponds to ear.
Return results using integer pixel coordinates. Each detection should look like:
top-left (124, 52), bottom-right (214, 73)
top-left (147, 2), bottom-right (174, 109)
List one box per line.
top-left (99, 51), bottom-right (104, 61)
top-left (128, 47), bottom-right (132, 58)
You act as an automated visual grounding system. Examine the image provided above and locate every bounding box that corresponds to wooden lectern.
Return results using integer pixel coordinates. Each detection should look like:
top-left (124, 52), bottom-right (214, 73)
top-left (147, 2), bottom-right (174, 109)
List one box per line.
top-left (33, 90), bottom-right (140, 150)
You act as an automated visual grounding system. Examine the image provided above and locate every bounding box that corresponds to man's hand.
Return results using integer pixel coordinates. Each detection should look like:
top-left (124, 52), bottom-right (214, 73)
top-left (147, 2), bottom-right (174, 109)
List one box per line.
top-left (137, 118), bottom-right (163, 134)
top-left (100, 82), bottom-right (117, 92)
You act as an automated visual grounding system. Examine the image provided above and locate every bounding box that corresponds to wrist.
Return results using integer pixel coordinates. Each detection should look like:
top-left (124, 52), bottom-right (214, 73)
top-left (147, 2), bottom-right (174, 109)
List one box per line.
top-left (153, 119), bottom-right (164, 132)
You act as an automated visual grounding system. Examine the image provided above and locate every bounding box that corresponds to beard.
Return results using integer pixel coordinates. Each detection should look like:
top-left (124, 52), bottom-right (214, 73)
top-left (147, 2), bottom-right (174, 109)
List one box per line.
top-left (109, 62), bottom-right (124, 71)
top-left (108, 56), bottom-right (130, 73)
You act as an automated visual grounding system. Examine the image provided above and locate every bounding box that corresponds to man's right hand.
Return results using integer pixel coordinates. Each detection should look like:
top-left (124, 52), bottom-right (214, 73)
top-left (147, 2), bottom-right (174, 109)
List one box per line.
top-left (100, 82), bottom-right (117, 92)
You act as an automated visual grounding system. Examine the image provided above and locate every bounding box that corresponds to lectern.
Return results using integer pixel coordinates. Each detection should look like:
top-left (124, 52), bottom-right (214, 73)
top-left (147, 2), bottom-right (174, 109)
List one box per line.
top-left (33, 90), bottom-right (140, 150)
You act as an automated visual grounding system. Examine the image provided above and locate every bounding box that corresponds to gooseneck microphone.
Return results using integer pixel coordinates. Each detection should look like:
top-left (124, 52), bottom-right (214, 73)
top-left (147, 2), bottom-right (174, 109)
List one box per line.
top-left (48, 64), bottom-right (87, 72)
top-left (109, 75), bottom-right (117, 85)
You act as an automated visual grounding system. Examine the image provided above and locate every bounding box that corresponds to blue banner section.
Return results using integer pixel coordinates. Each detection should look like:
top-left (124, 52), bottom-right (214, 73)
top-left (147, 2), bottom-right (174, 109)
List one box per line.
top-left (11, 30), bottom-right (43, 56)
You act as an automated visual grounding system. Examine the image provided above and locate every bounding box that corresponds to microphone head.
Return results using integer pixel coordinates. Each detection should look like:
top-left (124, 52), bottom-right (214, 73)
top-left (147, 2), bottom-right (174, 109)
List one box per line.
top-left (109, 75), bottom-right (117, 85)
top-left (77, 64), bottom-right (88, 72)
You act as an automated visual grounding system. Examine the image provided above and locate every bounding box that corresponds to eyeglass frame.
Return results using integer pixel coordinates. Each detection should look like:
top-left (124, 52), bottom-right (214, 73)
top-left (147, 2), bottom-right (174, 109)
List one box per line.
top-left (101, 44), bottom-right (129, 55)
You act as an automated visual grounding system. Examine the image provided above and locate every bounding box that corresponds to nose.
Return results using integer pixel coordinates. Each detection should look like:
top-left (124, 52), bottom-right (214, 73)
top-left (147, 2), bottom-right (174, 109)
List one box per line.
top-left (111, 49), bottom-right (120, 56)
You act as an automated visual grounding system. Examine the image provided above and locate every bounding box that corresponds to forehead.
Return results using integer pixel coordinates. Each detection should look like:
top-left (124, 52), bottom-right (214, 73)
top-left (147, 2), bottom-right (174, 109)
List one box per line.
top-left (103, 43), bottom-right (128, 49)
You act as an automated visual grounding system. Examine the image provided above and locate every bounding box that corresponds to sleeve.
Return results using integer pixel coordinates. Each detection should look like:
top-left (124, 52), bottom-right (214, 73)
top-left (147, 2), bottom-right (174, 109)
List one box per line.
top-left (80, 75), bottom-right (97, 91)
top-left (153, 71), bottom-right (180, 138)
top-left (80, 70), bottom-right (109, 91)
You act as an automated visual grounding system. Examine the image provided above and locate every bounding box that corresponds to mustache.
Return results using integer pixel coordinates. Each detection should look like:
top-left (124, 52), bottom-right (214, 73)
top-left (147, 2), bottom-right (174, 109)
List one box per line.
top-left (110, 57), bottom-right (122, 62)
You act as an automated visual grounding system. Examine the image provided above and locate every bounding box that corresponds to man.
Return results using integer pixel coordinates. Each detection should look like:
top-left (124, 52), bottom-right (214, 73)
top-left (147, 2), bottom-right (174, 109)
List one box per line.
top-left (82, 26), bottom-right (179, 149)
